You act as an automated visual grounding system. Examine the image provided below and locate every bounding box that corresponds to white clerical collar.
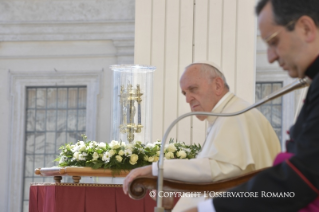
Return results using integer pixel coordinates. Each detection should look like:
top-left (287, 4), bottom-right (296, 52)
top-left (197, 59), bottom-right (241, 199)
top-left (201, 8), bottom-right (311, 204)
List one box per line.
top-left (206, 92), bottom-right (232, 124)
top-left (212, 91), bottom-right (231, 111)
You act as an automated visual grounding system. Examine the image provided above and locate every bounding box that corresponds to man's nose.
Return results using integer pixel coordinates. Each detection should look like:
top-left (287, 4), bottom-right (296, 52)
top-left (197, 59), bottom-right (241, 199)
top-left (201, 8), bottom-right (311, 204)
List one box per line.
top-left (267, 47), bottom-right (279, 63)
top-left (185, 93), bottom-right (193, 103)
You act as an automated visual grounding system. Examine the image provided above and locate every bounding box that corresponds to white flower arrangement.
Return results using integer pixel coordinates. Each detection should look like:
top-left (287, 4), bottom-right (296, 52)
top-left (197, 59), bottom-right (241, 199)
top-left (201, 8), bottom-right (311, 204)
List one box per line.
top-left (55, 135), bottom-right (202, 171)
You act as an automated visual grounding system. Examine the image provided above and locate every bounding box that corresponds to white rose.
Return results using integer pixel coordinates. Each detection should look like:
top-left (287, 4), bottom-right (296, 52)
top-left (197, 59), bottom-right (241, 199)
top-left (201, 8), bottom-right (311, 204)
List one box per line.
top-left (144, 155), bottom-right (149, 161)
top-left (72, 146), bottom-right (79, 152)
top-left (165, 152), bottom-right (174, 159)
top-left (116, 155), bottom-right (123, 162)
top-left (82, 152), bottom-right (88, 156)
top-left (167, 143), bottom-right (177, 153)
top-left (102, 152), bottom-right (110, 162)
top-left (109, 150), bottom-right (116, 157)
top-left (154, 156), bottom-right (159, 162)
top-left (112, 144), bottom-right (121, 149)
top-left (176, 150), bottom-right (187, 159)
top-left (73, 152), bottom-right (79, 160)
top-left (79, 144), bottom-right (86, 151)
top-left (118, 150), bottom-right (124, 156)
top-left (110, 140), bottom-right (120, 149)
top-left (157, 151), bottom-right (160, 156)
top-left (78, 141), bottom-right (85, 146)
top-left (59, 156), bottom-right (68, 164)
top-left (98, 142), bottom-right (106, 148)
top-left (110, 140), bottom-right (119, 147)
top-left (146, 143), bottom-right (154, 148)
top-left (148, 156), bottom-right (154, 162)
top-left (138, 148), bottom-right (144, 153)
top-left (125, 149), bottom-right (132, 156)
top-left (121, 142), bottom-right (126, 147)
top-left (92, 152), bottom-right (99, 161)
top-left (78, 154), bottom-right (86, 161)
top-left (129, 154), bottom-right (139, 165)
top-left (89, 141), bottom-right (97, 148)
top-left (164, 144), bottom-right (168, 150)
top-left (126, 144), bottom-right (133, 150)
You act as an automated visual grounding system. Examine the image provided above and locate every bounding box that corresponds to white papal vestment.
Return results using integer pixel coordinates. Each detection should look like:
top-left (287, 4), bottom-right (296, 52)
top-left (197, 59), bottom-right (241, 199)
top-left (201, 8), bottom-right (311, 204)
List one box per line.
top-left (152, 92), bottom-right (281, 211)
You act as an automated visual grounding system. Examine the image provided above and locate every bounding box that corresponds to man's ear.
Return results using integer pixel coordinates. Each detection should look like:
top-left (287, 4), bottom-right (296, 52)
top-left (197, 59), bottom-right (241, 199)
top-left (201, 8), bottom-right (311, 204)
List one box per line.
top-left (297, 16), bottom-right (317, 43)
top-left (214, 77), bottom-right (224, 95)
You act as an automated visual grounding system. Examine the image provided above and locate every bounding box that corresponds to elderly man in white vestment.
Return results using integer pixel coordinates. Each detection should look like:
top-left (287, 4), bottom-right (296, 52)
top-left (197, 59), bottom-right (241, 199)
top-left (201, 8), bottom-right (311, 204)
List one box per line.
top-left (123, 61), bottom-right (281, 211)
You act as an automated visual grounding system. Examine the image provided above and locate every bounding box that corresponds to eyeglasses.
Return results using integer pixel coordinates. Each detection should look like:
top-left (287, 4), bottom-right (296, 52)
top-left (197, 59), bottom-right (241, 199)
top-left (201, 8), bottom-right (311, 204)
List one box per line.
top-left (263, 20), bottom-right (296, 46)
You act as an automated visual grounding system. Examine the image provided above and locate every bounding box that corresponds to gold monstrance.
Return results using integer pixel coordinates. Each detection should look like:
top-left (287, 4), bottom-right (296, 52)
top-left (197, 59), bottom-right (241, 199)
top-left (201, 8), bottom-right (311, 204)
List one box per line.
top-left (110, 65), bottom-right (155, 144)
top-left (119, 84), bottom-right (143, 142)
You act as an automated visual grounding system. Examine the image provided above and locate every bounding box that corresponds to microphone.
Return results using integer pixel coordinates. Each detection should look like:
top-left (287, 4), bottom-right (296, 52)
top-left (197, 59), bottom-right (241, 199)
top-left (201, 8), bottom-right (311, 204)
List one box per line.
top-left (154, 77), bottom-right (311, 212)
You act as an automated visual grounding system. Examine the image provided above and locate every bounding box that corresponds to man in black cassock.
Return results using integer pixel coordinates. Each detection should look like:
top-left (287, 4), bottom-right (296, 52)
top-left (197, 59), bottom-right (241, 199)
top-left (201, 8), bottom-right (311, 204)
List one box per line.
top-left (186, 0), bottom-right (319, 211)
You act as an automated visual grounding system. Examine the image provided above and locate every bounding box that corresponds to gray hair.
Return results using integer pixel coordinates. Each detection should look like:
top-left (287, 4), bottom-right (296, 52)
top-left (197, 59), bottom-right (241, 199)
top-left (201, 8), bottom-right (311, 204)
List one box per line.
top-left (185, 63), bottom-right (230, 90)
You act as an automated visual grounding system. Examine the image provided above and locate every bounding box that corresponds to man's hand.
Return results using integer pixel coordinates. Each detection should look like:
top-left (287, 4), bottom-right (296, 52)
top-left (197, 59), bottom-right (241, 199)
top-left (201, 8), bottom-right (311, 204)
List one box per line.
top-left (123, 165), bottom-right (153, 194)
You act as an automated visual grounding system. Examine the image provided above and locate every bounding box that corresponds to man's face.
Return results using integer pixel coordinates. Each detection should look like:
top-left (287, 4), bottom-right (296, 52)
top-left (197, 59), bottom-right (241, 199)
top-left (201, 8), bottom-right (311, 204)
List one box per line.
top-left (258, 2), bottom-right (306, 78)
top-left (180, 65), bottom-right (219, 121)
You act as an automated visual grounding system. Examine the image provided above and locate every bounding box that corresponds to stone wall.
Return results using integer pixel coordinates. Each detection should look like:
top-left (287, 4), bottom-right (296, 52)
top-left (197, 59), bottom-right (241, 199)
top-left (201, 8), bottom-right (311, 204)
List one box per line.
top-left (0, 1), bottom-right (135, 211)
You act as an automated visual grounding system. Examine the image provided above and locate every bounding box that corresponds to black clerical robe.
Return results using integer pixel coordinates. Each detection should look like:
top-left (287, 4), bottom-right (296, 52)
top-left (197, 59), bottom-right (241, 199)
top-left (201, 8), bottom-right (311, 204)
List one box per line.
top-left (213, 56), bottom-right (319, 212)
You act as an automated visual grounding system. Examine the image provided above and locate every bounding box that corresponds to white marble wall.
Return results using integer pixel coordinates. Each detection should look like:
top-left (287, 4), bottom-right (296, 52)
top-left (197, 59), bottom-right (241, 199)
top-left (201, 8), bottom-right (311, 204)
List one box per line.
top-left (0, 0), bottom-right (135, 211)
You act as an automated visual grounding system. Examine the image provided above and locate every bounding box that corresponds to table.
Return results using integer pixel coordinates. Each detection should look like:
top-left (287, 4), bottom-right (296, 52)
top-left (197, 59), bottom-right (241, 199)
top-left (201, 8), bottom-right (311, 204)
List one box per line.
top-left (34, 167), bottom-right (129, 183)
top-left (29, 183), bottom-right (156, 212)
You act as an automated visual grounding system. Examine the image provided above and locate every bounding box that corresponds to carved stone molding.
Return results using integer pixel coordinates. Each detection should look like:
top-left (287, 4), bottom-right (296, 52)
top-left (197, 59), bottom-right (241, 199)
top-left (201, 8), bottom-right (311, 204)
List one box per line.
top-left (0, 0), bottom-right (135, 22)
top-left (0, 20), bottom-right (135, 42)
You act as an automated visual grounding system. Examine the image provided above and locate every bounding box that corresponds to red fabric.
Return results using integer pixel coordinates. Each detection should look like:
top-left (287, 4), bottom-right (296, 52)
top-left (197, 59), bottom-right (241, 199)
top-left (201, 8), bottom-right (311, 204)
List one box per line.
top-left (115, 187), bottom-right (145, 211)
top-left (85, 187), bottom-right (117, 212)
top-left (29, 185), bottom-right (157, 212)
top-left (37, 185), bottom-right (45, 211)
top-left (29, 186), bottom-right (38, 212)
top-left (56, 186), bottom-right (85, 212)
top-left (44, 186), bottom-right (56, 212)
top-left (144, 193), bottom-right (157, 211)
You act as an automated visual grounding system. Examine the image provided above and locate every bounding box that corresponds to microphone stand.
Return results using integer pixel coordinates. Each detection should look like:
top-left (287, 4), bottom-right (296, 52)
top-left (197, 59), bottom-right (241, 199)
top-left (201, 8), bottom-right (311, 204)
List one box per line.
top-left (154, 77), bottom-right (311, 212)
